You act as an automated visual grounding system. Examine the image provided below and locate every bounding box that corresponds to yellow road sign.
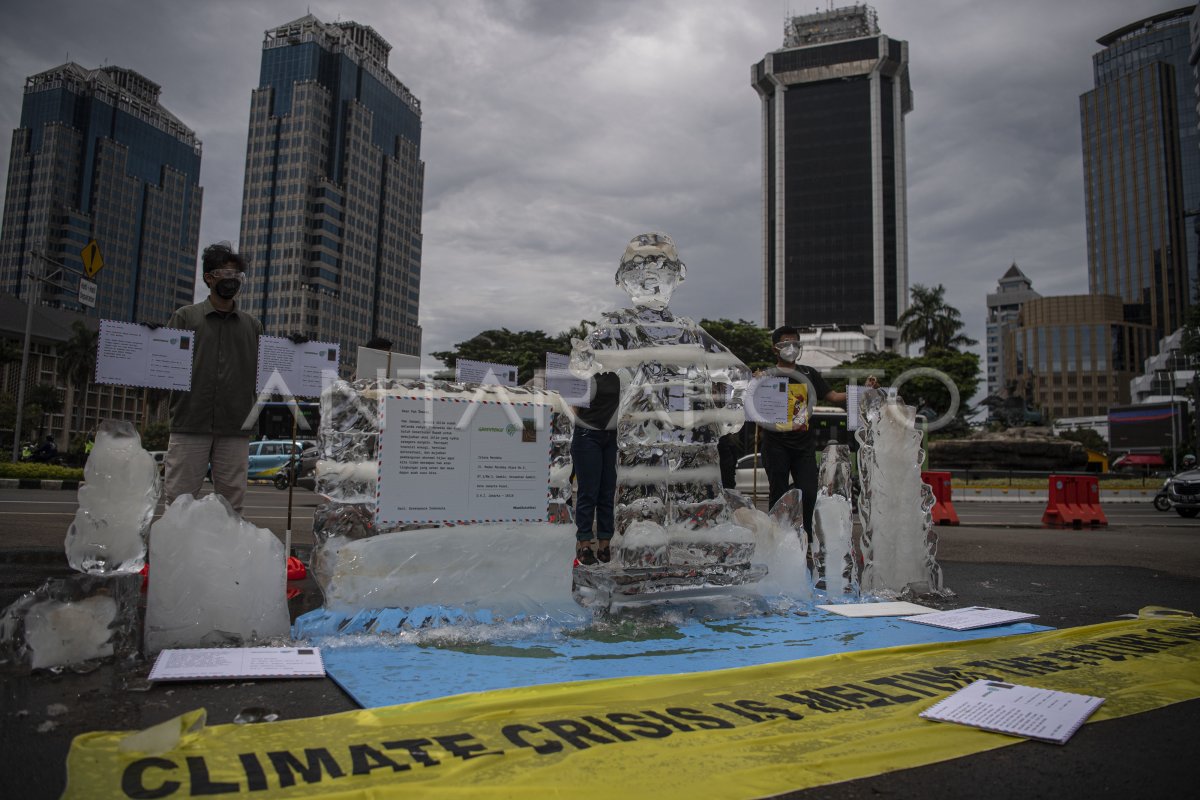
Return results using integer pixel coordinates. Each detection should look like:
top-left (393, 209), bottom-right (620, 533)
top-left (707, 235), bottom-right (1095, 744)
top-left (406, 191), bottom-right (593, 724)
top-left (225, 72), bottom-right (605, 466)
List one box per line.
top-left (81, 240), bottom-right (104, 278)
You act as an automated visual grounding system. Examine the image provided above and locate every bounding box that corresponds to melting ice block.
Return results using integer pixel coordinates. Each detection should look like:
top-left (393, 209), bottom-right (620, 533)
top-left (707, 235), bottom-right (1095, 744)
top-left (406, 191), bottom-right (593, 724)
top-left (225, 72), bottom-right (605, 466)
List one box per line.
top-left (65, 420), bottom-right (160, 574)
top-left (314, 523), bottom-right (577, 617)
top-left (856, 391), bottom-right (943, 597)
top-left (812, 443), bottom-right (858, 600)
top-left (144, 494), bottom-right (289, 654)
top-left (0, 574), bottom-right (140, 671)
top-left (738, 489), bottom-right (811, 601)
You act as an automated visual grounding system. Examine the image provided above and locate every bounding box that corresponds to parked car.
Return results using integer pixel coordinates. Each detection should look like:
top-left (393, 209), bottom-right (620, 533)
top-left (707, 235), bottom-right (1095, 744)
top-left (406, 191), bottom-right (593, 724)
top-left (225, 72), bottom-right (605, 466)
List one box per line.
top-left (247, 440), bottom-right (307, 481)
top-left (735, 453), bottom-right (769, 496)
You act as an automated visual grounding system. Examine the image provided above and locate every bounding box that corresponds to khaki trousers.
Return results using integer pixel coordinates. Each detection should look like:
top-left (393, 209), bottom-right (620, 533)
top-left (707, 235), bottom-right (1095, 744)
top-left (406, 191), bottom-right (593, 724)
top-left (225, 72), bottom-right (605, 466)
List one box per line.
top-left (164, 433), bottom-right (252, 514)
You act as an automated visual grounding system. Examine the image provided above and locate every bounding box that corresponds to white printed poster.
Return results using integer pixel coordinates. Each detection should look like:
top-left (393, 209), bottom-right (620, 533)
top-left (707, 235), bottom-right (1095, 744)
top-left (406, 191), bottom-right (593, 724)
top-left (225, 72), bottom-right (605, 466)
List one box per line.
top-left (95, 319), bottom-right (193, 391)
top-left (256, 336), bottom-right (339, 398)
top-left (377, 394), bottom-right (551, 525)
top-left (744, 375), bottom-right (789, 425)
top-left (545, 352), bottom-right (590, 406)
top-left (456, 358), bottom-right (518, 386)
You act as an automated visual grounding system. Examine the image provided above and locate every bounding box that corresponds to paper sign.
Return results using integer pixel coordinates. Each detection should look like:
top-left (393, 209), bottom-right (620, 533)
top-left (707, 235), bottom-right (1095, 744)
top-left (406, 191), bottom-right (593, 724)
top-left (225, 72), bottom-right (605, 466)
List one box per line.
top-left (745, 376), bottom-right (789, 424)
top-left (846, 384), bottom-right (867, 431)
top-left (256, 337), bottom-right (339, 398)
top-left (456, 358), bottom-right (518, 387)
top-left (356, 346), bottom-right (421, 381)
top-left (148, 647), bottom-right (325, 681)
top-left (817, 601), bottom-right (937, 618)
top-left (920, 680), bottom-right (1104, 744)
top-left (545, 352), bottom-right (590, 406)
top-left (377, 394), bottom-right (551, 525)
top-left (900, 606), bottom-right (1039, 631)
top-left (95, 320), bottom-right (193, 391)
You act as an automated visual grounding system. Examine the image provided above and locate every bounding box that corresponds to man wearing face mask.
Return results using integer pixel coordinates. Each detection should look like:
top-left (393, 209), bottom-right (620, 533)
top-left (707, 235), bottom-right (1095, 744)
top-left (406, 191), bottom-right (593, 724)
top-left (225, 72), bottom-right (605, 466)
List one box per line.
top-left (162, 242), bottom-right (263, 514)
top-left (758, 325), bottom-right (870, 536)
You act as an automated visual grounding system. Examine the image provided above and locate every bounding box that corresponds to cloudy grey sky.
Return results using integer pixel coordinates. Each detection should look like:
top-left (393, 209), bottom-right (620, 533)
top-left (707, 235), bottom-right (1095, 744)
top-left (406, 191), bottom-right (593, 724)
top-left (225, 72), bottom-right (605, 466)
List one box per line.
top-left (0, 0), bottom-right (1178, 375)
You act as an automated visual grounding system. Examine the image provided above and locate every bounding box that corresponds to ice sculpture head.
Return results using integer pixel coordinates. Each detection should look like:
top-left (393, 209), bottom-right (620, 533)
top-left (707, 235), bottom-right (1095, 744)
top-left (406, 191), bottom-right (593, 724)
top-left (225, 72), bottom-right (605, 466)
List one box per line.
top-left (615, 232), bottom-right (686, 310)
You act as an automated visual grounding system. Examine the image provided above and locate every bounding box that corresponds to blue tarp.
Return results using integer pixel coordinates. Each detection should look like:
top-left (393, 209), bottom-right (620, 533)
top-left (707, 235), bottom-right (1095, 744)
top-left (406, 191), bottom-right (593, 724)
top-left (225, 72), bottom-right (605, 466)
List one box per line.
top-left (301, 605), bottom-right (1050, 708)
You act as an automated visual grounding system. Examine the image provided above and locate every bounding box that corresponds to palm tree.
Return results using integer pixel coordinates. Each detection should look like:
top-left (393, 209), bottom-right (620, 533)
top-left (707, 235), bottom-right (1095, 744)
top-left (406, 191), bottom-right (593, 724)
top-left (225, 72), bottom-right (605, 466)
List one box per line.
top-left (56, 321), bottom-right (98, 448)
top-left (896, 284), bottom-right (978, 354)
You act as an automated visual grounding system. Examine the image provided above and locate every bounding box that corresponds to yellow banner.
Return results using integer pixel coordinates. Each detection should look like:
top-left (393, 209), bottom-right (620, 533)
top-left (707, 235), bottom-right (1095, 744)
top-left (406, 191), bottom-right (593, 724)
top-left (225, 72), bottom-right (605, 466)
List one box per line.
top-left (66, 612), bottom-right (1200, 799)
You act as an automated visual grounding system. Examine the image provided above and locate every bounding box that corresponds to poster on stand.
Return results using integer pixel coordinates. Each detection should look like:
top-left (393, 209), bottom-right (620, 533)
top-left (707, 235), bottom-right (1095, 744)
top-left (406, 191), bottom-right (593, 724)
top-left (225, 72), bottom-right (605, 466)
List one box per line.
top-left (95, 320), bottom-right (193, 391)
top-left (256, 336), bottom-right (339, 398)
top-left (456, 358), bottom-right (518, 386)
top-left (377, 394), bottom-right (552, 525)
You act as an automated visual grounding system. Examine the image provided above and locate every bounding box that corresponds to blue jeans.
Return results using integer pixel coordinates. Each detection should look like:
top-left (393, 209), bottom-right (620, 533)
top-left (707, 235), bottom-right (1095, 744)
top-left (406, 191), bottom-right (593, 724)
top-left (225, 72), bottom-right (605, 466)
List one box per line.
top-left (571, 427), bottom-right (617, 542)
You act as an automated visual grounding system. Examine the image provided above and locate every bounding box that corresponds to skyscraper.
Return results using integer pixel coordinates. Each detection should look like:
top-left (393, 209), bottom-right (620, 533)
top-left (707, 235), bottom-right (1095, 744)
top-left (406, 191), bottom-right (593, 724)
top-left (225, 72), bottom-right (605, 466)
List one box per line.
top-left (239, 15), bottom-right (424, 373)
top-left (751, 5), bottom-right (912, 351)
top-left (0, 63), bottom-right (202, 323)
top-left (985, 263), bottom-right (1039, 400)
top-left (1080, 7), bottom-right (1197, 341)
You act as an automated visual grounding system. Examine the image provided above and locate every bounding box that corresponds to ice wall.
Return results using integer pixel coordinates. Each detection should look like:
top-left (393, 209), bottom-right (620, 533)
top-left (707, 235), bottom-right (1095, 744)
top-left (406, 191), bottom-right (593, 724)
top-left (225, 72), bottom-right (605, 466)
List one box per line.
top-left (855, 390), bottom-right (942, 597)
top-left (64, 420), bottom-right (159, 574)
top-left (310, 379), bottom-right (574, 617)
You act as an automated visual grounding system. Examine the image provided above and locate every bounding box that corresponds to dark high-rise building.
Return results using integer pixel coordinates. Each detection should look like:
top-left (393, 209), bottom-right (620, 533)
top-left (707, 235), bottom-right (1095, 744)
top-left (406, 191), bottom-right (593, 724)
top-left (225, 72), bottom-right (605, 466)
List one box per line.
top-left (239, 15), bottom-right (424, 374)
top-left (1081, 6), bottom-right (1197, 341)
top-left (751, 5), bottom-right (912, 351)
top-left (0, 63), bottom-right (202, 323)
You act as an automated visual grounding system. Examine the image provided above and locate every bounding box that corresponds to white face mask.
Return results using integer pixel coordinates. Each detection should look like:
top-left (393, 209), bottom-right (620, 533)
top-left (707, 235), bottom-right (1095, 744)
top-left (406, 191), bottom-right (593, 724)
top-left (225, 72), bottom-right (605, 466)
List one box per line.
top-left (777, 343), bottom-right (801, 362)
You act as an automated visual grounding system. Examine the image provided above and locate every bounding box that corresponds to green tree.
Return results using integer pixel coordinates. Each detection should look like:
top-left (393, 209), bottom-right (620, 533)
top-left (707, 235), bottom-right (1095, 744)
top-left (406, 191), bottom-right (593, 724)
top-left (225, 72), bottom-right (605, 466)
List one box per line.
top-left (844, 347), bottom-right (981, 435)
top-left (56, 321), bottom-right (98, 447)
top-left (141, 420), bottom-right (170, 450)
top-left (699, 318), bottom-right (774, 370)
top-left (896, 284), bottom-right (978, 354)
top-left (25, 383), bottom-right (63, 438)
top-left (431, 328), bottom-right (576, 384)
top-left (1059, 427), bottom-right (1107, 455)
top-left (0, 338), bottom-right (19, 367)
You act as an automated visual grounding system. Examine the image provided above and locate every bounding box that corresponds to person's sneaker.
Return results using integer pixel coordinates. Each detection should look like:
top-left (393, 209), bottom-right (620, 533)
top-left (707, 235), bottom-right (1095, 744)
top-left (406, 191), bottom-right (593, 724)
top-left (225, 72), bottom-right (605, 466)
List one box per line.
top-left (596, 541), bottom-right (611, 564)
top-left (576, 542), bottom-right (597, 566)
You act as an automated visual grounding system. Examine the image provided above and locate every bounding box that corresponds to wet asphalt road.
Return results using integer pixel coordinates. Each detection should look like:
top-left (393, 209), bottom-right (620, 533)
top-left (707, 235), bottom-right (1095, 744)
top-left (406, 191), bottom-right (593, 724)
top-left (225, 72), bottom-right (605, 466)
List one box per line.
top-left (0, 486), bottom-right (1198, 799)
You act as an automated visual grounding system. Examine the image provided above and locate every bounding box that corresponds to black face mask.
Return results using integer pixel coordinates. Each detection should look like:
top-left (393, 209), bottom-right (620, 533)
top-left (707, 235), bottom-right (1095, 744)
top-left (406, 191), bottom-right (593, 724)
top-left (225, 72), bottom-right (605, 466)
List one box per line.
top-left (214, 278), bottom-right (241, 300)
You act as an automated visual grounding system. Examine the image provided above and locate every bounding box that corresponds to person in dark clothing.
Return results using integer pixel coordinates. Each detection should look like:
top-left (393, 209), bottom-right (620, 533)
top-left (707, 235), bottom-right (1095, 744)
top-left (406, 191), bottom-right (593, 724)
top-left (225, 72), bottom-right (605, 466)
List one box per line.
top-left (571, 372), bottom-right (620, 565)
top-left (163, 242), bottom-right (262, 514)
top-left (757, 325), bottom-right (873, 534)
top-left (32, 435), bottom-right (58, 462)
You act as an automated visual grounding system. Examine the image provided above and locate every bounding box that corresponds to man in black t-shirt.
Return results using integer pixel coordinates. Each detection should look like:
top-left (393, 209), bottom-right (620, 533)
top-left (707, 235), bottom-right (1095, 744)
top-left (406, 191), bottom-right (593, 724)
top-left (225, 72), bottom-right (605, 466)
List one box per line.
top-left (570, 372), bottom-right (621, 565)
top-left (758, 325), bottom-right (863, 535)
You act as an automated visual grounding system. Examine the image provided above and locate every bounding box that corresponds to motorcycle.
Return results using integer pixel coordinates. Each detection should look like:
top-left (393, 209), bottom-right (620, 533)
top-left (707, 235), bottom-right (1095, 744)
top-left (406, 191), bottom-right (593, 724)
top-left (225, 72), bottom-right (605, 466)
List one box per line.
top-left (272, 446), bottom-right (318, 490)
top-left (1154, 478), bottom-right (1171, 512)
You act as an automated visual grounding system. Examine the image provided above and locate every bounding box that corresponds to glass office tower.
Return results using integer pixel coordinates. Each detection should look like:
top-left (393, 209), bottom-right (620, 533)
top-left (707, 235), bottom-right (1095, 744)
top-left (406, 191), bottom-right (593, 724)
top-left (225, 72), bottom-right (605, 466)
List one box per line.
top-left (239, 15), bottom-right (425, 374)
top-left (1081, 7), bottom-right (1196, 340)
top-left (0, 64), bottom-right (202, 323)
top-left (751, 5), bottom-right (912, 351)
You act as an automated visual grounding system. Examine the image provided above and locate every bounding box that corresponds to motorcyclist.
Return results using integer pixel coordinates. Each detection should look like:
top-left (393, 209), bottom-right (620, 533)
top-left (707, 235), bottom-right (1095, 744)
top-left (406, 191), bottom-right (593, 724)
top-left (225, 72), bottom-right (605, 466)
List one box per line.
top-left (1182, 454), bottom-right (1197, 471)
top-left (31, 435), bottom-right (58, 463)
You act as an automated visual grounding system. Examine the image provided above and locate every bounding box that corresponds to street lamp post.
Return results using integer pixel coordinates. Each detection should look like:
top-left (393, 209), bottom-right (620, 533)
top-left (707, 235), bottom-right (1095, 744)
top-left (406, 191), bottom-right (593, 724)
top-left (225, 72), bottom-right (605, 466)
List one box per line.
top-left (10, 259), bottom-right (41, 462)
top-left (9, 250), bottom-right (88, 462)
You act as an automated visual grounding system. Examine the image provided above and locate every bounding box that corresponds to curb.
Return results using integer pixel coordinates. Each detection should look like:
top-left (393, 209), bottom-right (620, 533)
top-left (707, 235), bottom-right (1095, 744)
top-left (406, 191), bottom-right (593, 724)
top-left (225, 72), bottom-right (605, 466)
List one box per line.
top-left (0, 478), bottom-right (81, 490)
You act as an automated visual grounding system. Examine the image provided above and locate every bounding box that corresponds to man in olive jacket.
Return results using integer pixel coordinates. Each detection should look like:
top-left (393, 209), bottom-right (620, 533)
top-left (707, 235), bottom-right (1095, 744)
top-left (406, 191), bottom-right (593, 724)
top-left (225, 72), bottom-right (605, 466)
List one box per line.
top-left (163, 242), bottom-right (262, 514)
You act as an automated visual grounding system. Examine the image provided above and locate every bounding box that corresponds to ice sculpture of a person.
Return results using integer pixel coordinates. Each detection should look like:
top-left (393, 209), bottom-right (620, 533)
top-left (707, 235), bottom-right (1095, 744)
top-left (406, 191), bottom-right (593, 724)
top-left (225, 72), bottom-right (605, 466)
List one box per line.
top-left (570, 233), bottom-right (751, 541)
